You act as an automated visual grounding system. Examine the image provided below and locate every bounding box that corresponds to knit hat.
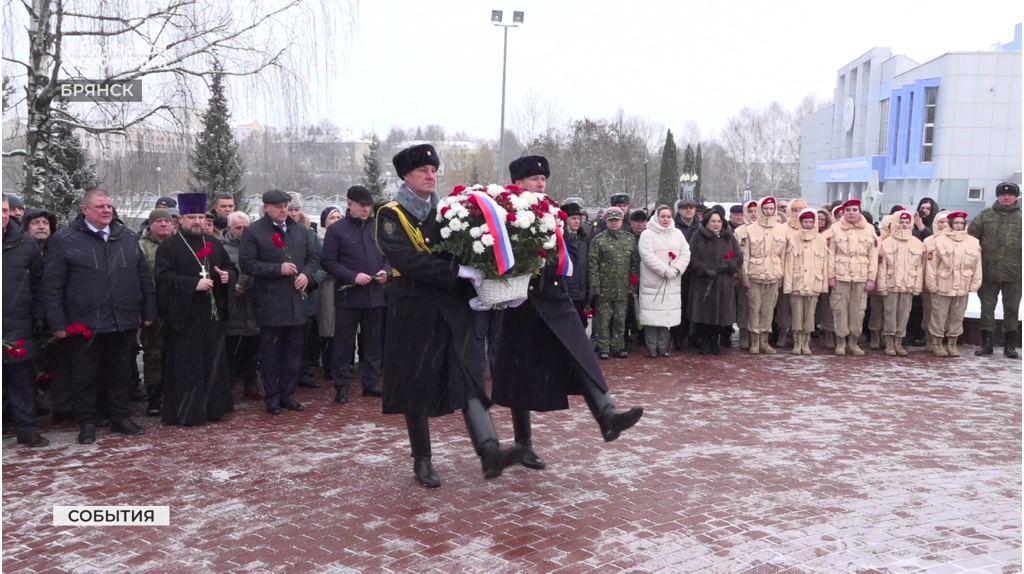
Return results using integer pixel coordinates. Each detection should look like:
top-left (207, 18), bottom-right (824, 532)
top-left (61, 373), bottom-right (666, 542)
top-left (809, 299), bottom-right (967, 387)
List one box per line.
top-left (148, 208), bottom-right (173, 223)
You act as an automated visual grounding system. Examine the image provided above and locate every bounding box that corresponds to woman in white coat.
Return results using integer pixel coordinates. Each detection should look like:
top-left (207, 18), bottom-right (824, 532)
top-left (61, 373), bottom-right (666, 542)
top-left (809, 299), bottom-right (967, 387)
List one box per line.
top-left (638, 205), bottom-right (691, 357)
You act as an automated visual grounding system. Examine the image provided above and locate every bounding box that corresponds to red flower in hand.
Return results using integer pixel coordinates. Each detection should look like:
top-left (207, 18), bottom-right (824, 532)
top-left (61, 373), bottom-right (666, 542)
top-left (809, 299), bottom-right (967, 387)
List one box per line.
top-left (630, 274), bottom-right (638, 284)
top-left (583, 308), bottom-right (594, 318)
top-left (557, 210), bottom-right (567, 221)
top-left (82, 329), bottom-right (93, 339)
top-left (669, 252), bottom-right (677, 260)
top-left (272, 233), bottom-right (286, 248)
top-left (13, 347), bottom-right (26, 357)
top-left (15, 338), bottom-right (24, 347)
top-left (724, 251), bottom-right (736, 259)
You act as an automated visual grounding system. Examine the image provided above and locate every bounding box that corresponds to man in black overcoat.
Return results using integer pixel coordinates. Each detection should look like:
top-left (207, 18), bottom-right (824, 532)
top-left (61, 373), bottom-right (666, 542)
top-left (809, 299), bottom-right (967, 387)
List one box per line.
top-left (491, 155), bottom-right (644, 470)
top-left (238, 189), bottom-right (320, 415)
top-left (375, 144), bottom-right (518, 488)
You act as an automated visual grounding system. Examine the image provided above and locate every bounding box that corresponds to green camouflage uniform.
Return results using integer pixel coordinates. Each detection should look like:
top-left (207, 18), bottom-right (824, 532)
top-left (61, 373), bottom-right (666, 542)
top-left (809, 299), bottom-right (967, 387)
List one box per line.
top-left (588, 229), bottom-right (640, 354)
top-left (139, 229), bottom-right (166, 390)
top-left (969, 199), bottom-right (1022, 333)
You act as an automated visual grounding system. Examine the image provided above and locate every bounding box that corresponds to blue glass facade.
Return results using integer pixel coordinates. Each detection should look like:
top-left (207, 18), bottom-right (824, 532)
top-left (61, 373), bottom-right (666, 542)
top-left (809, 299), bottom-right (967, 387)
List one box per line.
top-left (885, 77), bottom-right (940, 179)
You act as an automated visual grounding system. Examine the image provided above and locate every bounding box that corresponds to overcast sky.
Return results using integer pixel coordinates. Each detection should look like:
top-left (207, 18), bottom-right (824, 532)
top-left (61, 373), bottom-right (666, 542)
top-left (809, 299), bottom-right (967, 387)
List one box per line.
top-left (309, 0), bottom-right (1019, 141)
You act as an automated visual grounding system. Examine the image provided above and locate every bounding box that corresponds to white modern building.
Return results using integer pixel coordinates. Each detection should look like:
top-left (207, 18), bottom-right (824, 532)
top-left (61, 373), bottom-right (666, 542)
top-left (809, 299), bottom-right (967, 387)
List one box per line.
top-left (800, 24), bottom-right (1022, 218)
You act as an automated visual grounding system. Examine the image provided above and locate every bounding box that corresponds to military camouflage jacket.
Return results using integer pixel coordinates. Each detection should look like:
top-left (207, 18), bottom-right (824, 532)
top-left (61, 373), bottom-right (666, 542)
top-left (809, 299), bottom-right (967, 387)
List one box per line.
top-left (588, 229), bottom-right (640, 301)
top-left (968, 200), bottom-right (1021, 283)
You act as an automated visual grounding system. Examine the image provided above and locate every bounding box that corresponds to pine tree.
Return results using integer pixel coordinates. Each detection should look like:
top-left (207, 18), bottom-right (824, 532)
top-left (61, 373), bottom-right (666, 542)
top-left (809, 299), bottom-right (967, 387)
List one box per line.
top-left (656, 129), bottom-right (679, 208)
top-left (469, 164), bottom-right (481, 186)
top-left (189, 62), bottom-right (246, 210)
top-left (694, 143), bottom-right (703, 201)
top-left (45, 122), bottom-right (100, 223)
top-left (361, 133), bottom-right (386, 201)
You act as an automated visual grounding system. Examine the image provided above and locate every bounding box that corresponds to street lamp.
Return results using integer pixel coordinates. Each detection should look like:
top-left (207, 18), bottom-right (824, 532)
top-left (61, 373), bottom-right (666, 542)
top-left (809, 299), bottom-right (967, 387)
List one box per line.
top-left (492, 9), bottom-right (524, 181)
top-left (679, 173), bottom-right (698, 201)
top-left (155, 166), bottom-right (162, 196)
top-left (642, 158), bottom-right (649, 211)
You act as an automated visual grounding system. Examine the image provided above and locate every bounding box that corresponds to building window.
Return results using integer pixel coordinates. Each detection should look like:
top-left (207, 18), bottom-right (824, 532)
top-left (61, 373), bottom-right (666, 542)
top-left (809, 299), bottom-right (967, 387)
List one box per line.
top-left (905, 92), bottom-right (914, 165)
top-left (891, 96), bottom-right (901, 164)
top-left (921, 87), bottom-right (937, 163)
top-left (878, 98), bottom-right (890, 155)
top-left (968, 187), bottom-right (985, 202)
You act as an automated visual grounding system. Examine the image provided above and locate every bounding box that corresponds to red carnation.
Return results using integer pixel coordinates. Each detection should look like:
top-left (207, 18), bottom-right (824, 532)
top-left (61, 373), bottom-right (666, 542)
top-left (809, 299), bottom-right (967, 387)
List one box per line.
top-left (452, 185), bottom-right (467, 194)
top-left (36, 372), bottom-right (51, 383)
top-left (82, 329), bottom-right (93, 339)
top-left (15, 338), bottom-right (24, 348)
top-left (583, 308), bottom-right (594, 318)
top-left (4, 347), bottom-right (14, 356)
top-left (669, 252), bottom-right (677, 260)
top-left (441, 206), bottom-right (451, 216)
top-left (506, 213), bottom-right (517, 222)
top-left (505, 184), bottom-right (521, 192)
top-left (630, 274), bottom-right (638, 284)
top-left (539, 200), bottom-right (550, 211)
top-left (272, 233), bottom-right (286, 248)
top-left (538, 249), bottom-right (548, 258)
top-left (66, 324), bottom-right (78, 335)
top-left (558, 210), bottom-right (567, 220)
top-left (725, 251), bottom-right (736, 259)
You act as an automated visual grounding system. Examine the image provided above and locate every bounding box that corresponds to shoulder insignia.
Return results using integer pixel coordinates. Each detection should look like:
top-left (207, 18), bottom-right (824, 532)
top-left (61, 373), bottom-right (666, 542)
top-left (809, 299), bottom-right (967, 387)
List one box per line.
top-left (740, 238), bottom-right (746, 246)
top-left (382, 221), bottom-right (396, 237)
top-left (927, 252), bottom-right (933, 260)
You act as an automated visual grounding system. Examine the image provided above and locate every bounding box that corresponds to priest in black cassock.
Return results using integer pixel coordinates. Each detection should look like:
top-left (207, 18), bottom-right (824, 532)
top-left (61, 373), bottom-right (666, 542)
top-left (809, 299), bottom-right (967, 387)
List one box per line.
top-left (155, 192), bottom-right (237, 426)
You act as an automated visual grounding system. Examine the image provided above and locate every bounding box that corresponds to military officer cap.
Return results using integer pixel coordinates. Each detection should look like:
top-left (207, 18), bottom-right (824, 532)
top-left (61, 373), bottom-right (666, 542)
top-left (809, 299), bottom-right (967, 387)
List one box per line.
top-left (604, 208), bottom-right (624, 221)
top-left (263, 188), bottom-right (291, 205)
top-left (347, 185), bottom-right (374, 206)
top-left (392, 144), bottom-right (440, 179)
top-left (509, 155), bottom-right (550, 182)
top-left (629, 209), bottom-right (648, 222)
top-left (562, 202), bottom-right (583, 217)
top-left (609, 193), bottom-right (630, 207)
top-left (996, 182), bottom-right (1020, 197)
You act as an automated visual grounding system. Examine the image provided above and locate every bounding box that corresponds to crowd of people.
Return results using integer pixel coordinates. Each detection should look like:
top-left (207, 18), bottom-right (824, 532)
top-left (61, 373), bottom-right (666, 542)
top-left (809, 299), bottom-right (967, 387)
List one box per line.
top-left (1, 150), bottom-right (1019, 489)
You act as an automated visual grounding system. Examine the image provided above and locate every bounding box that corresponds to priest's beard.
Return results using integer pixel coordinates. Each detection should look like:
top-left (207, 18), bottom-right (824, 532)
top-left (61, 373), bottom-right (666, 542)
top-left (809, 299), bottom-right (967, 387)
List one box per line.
top-left (182, 224), bottom-right (204, 238)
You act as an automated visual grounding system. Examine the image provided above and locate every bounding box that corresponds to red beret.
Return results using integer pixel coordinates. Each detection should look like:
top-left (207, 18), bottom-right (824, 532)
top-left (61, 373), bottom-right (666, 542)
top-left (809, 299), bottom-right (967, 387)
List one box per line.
top-left (898, 211), bottom-right (912, 221)
top-left (842, 199), bottom-right (861, 209)
top-left (760, 196), bottom-right (776, 206)
top-left (832, 206), bottom-right (844, 217)
top-left (947, 211), bottom-right (968, 220)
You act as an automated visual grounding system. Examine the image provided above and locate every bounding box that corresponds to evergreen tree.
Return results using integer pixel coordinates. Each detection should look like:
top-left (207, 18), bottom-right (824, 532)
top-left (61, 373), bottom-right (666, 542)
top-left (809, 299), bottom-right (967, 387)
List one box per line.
top-left (189, 62), bottom-right (246, 210)
top-left (469, 164), bottom-right (481, 186)
top-left (361, 133), bottom-right (386, 201)
top-left (694, 143), bottom-right (703, 201)
top-left (656, 129), bottom-right (679, 208)
top-left (45, 121), bottom-right (100, 223)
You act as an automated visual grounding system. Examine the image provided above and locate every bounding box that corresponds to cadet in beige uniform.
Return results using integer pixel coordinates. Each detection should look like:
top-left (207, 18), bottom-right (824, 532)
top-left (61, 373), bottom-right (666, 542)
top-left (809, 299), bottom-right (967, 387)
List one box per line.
top-left (827, 199), bottom-right (879, 356)
top-left (876, 211), bottom-right (925, 356)
top-left (783, 209), bottom-right (828, 355)
top-left (926, 211), bottom-right (982, 357)
top-left (920, 211), bottom-right (949, 352)
top-left (772, 199), bottom-right (808, 348)
top-left (734, 200), bottom-right (758, 350)
top-left (742, 197), bottom-right (788, 354)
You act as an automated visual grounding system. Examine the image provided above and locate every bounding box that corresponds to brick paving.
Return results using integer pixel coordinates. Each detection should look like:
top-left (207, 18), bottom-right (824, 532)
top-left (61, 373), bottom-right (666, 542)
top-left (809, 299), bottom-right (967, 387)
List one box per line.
top-left (3, 340), bottom-right (1021, 573)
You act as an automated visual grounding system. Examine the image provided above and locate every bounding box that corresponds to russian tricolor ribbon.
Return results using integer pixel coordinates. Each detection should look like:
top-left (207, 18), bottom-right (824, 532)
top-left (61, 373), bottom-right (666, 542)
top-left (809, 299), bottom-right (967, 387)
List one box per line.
top-left (554, 222), bottom-right (573, 277)
top-left (468, 191), bottom-right (515, 275)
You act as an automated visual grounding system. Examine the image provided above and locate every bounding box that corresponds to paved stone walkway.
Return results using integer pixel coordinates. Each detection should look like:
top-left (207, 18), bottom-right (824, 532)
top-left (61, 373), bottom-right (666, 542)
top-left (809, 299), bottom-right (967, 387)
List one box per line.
top-left (3, 343), bottom-right (1021, 573)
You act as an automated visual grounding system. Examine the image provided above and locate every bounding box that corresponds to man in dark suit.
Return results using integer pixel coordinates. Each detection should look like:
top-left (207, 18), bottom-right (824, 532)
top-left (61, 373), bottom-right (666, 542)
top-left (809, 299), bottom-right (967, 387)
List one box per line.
top-left (42, 189), bottom-right (157, 444)
top-left (492, 155), bottom-right (644, 470)
top-left (376, 144), bottom-right (518, 488)
top-left (238, 189), bottom-right (320, 415)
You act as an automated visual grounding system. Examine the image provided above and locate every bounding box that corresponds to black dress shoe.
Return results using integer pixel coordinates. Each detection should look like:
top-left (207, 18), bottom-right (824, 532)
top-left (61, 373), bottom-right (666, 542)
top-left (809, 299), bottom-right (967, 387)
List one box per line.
top-left (334, 388), bottom-right (349, 404)
top-left (598, 406), bottom-right (644, 442)
top-left (481, 443), bottom-right (521, 479)
top-left (266, 404), bottom-right (282, 415)
top-left (111, 418), bottom-right (145, 435)
top-left (413, 456), bottom-right (440, 488)
top-left (297, 379), bottom-right (321, 389)
top-left (518, 442), bottom-right (546, 470)
top-left (17, 432), bottom-right (50, 447)
top-left (615, 350), bottom-right (628, 358)
top-left (281, 399), bottom-right (305, 411)
top-left (77, 424), bottom-right (96, 444)
top-left (598, 352), bottom-right (609, 360)
top-left (362, 385), bottom-right (383, 397)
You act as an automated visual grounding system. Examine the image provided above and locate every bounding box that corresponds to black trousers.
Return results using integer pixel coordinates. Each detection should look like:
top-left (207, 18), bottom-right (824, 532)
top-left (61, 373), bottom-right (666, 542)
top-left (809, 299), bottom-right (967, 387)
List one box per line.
top-left (259, 324), bottom-right (305, 406)
top-left (3, 360), bottom-right (38, 435)
top-left (69, 330), bottom-right (135, 424)
top-left (332, 307), bottom-right (382, 391)
top-left (226, 335), bottom-right (260, 389)
top-left (474, 309), bottom-right (503, 376)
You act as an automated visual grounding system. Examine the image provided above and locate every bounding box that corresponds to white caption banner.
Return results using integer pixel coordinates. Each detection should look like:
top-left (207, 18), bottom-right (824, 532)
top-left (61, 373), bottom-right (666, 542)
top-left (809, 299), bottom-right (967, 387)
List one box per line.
top-left (53, 506), bottom-right (170, 526)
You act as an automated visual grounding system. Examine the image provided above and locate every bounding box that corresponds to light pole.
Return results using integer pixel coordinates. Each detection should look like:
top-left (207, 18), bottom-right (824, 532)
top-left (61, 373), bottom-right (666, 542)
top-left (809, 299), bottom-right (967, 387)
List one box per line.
top-left (642, 158), bottom-right (649, 211)
top-left (679, 173), bottom-right (698, 201)
top-left (492, 9), bottom-right (523, 181)
top-left (155, 166), bottom-right (162, 196)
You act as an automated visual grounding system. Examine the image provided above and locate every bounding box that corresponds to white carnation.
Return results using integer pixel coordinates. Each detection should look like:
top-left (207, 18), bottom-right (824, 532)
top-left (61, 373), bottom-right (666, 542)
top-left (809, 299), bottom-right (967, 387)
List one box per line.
top-left (481, 234), bottom-right (495, 247)
top-left (449, 219), bottom-right (464, 232)
top-left (440, 227), bottom-right (452, 239)
top-left (521, 191), bottom-right (538, 206)
top-left (472, 241), bottom-right (486, 254)
top-left (543, 237), bottom-right (556, 250)
top-left (469, 227), bottom-right (482, 238)
top-left (486, 184), bottom-right (504, 197)
top-left (444, 208), bottom-right (459, 219)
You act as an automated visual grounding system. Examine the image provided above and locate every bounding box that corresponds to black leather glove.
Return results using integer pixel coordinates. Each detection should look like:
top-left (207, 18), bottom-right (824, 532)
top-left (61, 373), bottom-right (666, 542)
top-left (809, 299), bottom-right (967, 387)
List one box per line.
top-left (704, 268), bottom-right (718, 280)
top-left (715, 264), bottom-right (729, 274)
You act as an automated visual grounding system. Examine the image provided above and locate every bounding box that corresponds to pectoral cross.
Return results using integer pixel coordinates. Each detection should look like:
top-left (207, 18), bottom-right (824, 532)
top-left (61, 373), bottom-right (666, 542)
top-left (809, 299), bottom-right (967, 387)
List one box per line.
top-left (199, 267), bottom-right (209, 279)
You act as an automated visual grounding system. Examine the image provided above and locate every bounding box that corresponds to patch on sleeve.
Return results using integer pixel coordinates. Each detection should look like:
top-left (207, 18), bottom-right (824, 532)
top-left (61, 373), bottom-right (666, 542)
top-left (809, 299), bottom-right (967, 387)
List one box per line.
top-left (740, 238), bottom-right (746, 246)
top-left (826, 237), bottom-right (831, 245)
top-left (874, 239), bottom-right (878, 247)
top-left (927, 252), bottom-right (933, 260)
top-left (878, 255), bottom-right (883, 263)
top-left (382, 221), bottom-right (396, 237)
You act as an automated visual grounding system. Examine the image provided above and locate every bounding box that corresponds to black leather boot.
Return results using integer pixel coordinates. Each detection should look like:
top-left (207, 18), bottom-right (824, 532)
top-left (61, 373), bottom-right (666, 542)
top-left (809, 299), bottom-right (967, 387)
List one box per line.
top-left (1004, 331), bottom-right (1019, 358)
top-left (463, 399), bottom-right (519, 479)
top-left (581, 376), bottom-right (644, 442)
top-left (146, 383), bottom-right (162, 417)
top-left (975, 331), bottom-right (994, 355)
top-left (405, 414), bottom-right (439, 487)
top-left (511, 409), bottom-right (545, 470)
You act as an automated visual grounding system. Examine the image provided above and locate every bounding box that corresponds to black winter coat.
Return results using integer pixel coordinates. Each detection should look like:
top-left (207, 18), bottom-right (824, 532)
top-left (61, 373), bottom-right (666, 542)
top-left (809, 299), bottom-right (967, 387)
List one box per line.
top-left (687, 225), bottom-right (743, 327)
top-left (375, 199), bottom-right (486, 417)
top-left (320, 211), bottom-right (390, 308)
top-left (565, 230), bottom-right (589, 301)
top-left (238, 216), bottom-right (320, 327)
top-left (42, 215), bottom-right (157, 335)
top-left (3, 221), bottom-right (45, 364)
top-left (492, 262), bottom-right (609, 411)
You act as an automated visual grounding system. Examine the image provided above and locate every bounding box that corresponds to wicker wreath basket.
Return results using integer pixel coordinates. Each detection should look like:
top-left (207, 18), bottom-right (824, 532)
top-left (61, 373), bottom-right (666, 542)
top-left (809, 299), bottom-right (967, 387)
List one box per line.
top-left (475, 274), bottom-right (532, 306)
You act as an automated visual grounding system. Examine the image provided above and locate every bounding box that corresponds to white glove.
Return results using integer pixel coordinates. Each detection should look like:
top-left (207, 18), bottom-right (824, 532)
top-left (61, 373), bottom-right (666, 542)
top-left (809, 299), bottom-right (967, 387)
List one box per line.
top-left (458, 265), bottom-right (484, 287)
top-left (469, 297), bottom-right (493, 311)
